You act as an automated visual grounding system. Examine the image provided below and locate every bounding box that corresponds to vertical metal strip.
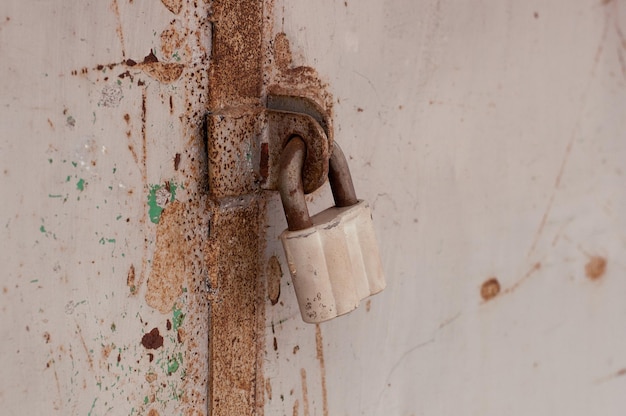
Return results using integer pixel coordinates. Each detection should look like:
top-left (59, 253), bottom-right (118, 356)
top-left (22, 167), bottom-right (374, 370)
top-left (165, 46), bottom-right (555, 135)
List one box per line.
top-left (207, 0), bottom-right (266, 414)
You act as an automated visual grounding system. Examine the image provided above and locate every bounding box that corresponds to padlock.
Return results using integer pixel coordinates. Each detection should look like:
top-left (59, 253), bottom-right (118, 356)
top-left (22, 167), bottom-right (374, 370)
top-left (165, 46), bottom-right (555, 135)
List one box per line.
top-left (278, 137), bottom-right (385, 323)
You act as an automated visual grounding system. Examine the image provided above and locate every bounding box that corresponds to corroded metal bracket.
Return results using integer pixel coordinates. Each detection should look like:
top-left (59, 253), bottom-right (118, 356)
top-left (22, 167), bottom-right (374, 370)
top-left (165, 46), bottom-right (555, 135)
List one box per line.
top-left (260, 94), bottom-right (332, 194)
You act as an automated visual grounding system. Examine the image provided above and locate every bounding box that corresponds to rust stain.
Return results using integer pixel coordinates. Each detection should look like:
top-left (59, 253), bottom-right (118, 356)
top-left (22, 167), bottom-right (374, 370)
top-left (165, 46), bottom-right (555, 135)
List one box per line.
top-left (315, 324), bottom-right (329, 416)
top-left (146, 202), bottom-right (190, 313)
top-left (265, 378), bottom-right (272, 401)
top-left (43, 331), bottom-right (51, 344)
top-left (141, 328), bottom-right (164, 350)
top-left (292, 399), bottom-right (299, 416)
top-left (147, 409), bottom-right (160, 416)
top-left (365, 299), bottom-right (371, 312)
top-left (300, 368), bottom-right (310, 416)
top-left (126, 264), bottom-right (136, 295)
top-left (110, 0), bottom-right (126, 58)
top-left (161, 0), bottom-right (182, 15)
top-left (161, 23), bottom-right (185, 60)
top-left (585, 256), bottom-right (607, 280)
top-left (267, 255), bottom-right (282, 305)
top-left (141, 61), bottom-right (184, 84)
top-left (505, 262), bottom-right (542, 294)
top-left (480, 277), bottom-right (501, 301)
top-left (174, 153), bottom-right (181, 171)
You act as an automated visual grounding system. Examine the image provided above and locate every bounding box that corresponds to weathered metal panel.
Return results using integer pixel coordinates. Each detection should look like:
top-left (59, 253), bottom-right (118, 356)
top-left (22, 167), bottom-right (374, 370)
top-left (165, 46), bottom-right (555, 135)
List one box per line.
top-left (264, 1), bottom-right (626, 415)
top-left (0, 1), bottom-right (212, 414)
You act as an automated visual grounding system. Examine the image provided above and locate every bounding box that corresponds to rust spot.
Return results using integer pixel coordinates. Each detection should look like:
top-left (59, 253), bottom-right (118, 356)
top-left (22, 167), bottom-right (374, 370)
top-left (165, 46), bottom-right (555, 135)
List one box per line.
top-left (357, 107), bottom-right (364, 112)
top-left (166, 319), bottom-right (172, 331)
top-left (141, 328), bottom-right (164, 350)
top-left (169, 95), bottom-right (174, 114)
top-left (273, 337), bottom-right (278, 351)
top-left (147, 409), bottom-right (160, 416)
top-left (365, 299), bottom-right (371, 312)
top-left (533, 11), bottom-right (539, 18)
top-left (125, 59), bottom-right (137, 66)
top-left (123, 113), bottom-right (130, 123)
top-left (43, 332), bottom-right (51, 343)
top-left (161, 0), bottom-right (182, 14)
top-left (174, 153), bottom-right (181, 170)
top-left (585, 256), bottom-right (607, 280)
top-left (47, 118), bottom-right (55, 130)
top-left (292, 345), bottom-right (299, 355)
top-left (127, 264), bottom-right (136, 294)
top-left (267, 255), bottom-right (282, 305)
top-left (102, 343), bottom-right (113, 359)
top-left (300, 368), bottom-right (310, 416)
top-left (481, 277), bottom-right (500, 301)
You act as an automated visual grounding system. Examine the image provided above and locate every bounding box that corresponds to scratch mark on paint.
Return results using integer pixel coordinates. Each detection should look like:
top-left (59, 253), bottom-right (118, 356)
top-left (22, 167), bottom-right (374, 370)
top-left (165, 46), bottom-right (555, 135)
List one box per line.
top-left (505, 262), bottom-right (542, 294)
top-left (526, 12), bottom-right (611, 261)
top-left (76, 323), bottom-right (94, 372)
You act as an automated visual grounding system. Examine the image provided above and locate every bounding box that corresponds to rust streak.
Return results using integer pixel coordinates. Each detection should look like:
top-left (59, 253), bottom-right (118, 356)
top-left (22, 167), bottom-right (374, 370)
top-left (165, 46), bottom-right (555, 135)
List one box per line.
top-left (505, 262), bottom-right (542, 294)
top-left (300, 368), bottom-right (310, 416)
top-left (315, 324), bottom-right (329, 416)
top-left (110, 0), bottom-right (126, 58)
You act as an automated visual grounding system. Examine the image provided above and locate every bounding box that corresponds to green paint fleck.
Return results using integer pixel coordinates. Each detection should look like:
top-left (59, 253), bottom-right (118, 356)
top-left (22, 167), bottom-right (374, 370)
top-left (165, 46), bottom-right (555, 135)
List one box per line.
top-left (117, 79), bottom-right (121, 86)
top-left (167, 357), bottom-right (179, 374)
top-left (116, 215), bottom-right (122, 220)
top-left (144, 396), bottom-right (149, 404)
top-left (48, 158), bottom-right (53, 164)
top-left (48, 194), bottom-right (62, 198)
top-left (39, 225), bottom-right (46, 233)
top-left (30, 279), bottom-right (38, 283)
top-left (98, 237), bottom-right (116, 245)
top-left (110, 323), bottom-right (116, 332)
top-left (87, 398), bottom-right (97, 416)
top-left (66, 115), bottom-right (76, 127)
top-left (112, 167), bottom-right (117, 174)
top-left (76, 178), bottom-right (85, 191)
top-left (172, 306), bottom-right (184, 330)
top-left (65, 175), bottom-right (71, 182)
top-left (71, 161), bottom-right (77, 167)
top-left (147, 182), bottom-right (178, 224)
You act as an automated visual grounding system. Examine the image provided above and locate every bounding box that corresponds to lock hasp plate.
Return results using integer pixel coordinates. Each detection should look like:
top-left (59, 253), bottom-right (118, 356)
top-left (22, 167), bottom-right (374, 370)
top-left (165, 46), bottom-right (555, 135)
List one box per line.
top-left (280, 200), bottom-right (385, 323)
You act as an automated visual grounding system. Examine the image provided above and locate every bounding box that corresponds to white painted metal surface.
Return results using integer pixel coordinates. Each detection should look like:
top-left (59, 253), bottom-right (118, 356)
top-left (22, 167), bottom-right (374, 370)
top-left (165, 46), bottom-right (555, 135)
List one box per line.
top-left (264, 1), bottom-right (626, 415)
top-left (0, 1), bottom-right (211, 415)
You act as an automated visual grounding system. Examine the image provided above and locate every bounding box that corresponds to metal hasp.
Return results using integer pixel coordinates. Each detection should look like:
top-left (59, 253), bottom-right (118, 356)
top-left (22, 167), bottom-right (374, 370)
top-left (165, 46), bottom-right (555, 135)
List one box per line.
top-left (278, 138), bottom-right (386, 324)
top-left (261, 95), bottom-right (333, 194)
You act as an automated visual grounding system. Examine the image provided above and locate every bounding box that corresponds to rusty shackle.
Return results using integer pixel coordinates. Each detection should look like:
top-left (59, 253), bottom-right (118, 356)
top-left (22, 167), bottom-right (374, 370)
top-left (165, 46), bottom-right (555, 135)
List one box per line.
top-left (279, 137), bottom-right (358, 231)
